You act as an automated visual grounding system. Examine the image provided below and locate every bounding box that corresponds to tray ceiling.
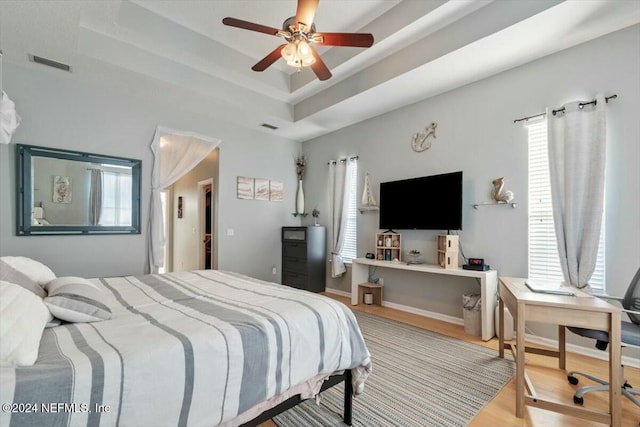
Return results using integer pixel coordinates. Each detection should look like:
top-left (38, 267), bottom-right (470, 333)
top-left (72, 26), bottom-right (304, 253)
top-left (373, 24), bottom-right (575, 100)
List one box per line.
top-left (1, 0), bottom-right (638, 141)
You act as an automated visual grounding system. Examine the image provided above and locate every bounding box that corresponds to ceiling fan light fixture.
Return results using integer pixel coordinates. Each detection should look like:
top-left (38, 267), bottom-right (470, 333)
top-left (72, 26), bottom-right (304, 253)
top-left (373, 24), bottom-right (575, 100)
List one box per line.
top-left (297, 40), bottom-right (315, 65)
top-left (281, 39), bottom-right (315, 68)
top-left (222, 1), bottom-right (373, 81)
top-left (281, 42), bottom-right (297, 62)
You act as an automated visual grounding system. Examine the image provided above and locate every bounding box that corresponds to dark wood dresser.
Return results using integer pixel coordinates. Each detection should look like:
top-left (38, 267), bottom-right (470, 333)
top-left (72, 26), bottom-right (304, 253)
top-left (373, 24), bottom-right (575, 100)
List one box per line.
top-left (281, 226), bottom-right (326, 292)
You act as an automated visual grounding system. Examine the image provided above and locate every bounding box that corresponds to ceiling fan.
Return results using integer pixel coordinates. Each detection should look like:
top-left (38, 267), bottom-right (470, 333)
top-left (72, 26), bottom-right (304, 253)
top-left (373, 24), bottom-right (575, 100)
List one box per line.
top-left (222, 0), bottom-right (374, 81)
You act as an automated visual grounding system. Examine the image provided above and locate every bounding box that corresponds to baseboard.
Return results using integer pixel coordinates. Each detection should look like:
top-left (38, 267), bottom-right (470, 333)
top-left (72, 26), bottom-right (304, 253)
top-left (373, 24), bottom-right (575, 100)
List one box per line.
top-left (325, 287), bottom-right (640, 368)
top-left (325, 288), bottom-right (463, 327)
top-left (522, 333), bottom-right (640, 368)
top-left (324, 288), bottom-right (351, 298)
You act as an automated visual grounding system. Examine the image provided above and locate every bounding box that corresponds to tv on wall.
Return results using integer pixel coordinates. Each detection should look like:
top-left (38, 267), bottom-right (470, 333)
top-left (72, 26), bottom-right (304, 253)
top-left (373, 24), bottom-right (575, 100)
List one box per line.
top-left (379, 171), bottom-right (463, 231)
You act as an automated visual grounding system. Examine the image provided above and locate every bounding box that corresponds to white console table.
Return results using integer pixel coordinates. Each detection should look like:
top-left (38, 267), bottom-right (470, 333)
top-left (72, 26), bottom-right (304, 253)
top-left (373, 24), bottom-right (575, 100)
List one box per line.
top-left (351, 258), bottom-right (498, 341)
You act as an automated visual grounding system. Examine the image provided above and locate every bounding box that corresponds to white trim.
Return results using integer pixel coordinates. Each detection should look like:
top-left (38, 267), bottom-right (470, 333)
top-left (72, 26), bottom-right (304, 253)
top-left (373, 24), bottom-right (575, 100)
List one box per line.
top-left (325, 287), bottom-right (462, 326)
top-left (161, 188), bottom-right (173, 273)
top-left (325, 287), bottom-right (640, 368)
top-left (324, 288), bottom-right (351, 298)
top-left (154, 125), bottom-right (222, 146)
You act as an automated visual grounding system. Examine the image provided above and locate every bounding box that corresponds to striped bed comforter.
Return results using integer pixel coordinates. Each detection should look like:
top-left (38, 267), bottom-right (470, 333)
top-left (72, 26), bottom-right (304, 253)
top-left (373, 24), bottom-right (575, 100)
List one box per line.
top-left (0, 270), bottom-right (371, 427)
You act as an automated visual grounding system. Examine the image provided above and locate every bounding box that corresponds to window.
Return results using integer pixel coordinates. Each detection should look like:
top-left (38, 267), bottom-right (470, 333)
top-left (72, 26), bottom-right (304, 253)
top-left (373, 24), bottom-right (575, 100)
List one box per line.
top-left (100, 170), bottom-right (133, 226)
top-left (340, 160), bottom-right (358, 262)
top-left (527, 119), bottom-right (605, 292)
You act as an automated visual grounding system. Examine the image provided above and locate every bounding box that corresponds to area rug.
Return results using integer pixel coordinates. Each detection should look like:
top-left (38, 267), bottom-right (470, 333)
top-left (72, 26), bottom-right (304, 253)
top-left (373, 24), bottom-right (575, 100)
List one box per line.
top-left (274, 311), bottom-right (514, 427)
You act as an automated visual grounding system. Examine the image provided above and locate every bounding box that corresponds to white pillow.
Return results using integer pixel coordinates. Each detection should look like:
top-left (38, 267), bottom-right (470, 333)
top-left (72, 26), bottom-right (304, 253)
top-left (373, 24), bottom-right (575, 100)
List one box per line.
top-left (0, 259), bottom-right (47, 298)
top-left (0, 256), bottom-right (56, 286)
top-left (0, 281), bottom-right (50, 367)
top-left (44, 277), bottom-right (112, 323)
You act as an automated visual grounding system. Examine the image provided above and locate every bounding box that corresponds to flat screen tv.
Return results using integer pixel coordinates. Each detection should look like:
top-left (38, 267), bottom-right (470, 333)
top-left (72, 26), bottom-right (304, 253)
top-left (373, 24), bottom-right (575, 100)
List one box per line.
top-left (379, 171), bottom-right (463, 231)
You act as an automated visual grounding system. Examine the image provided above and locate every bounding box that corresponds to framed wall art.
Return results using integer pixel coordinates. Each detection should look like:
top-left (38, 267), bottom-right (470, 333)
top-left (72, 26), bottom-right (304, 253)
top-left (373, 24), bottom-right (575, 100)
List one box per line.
top-left (254, 178), bottom-right (270, 201)
top-left (53, 175), bottom-right (72, 203)
top-left (270, 180), bottom-right (283, 202)
top-left (237, 176), bottom-right (254, 200)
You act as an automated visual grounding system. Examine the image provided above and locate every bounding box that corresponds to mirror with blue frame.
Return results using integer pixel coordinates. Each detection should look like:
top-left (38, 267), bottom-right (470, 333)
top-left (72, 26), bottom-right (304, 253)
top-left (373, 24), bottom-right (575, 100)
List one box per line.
top-left (16, 144), bottom-right (141, 235)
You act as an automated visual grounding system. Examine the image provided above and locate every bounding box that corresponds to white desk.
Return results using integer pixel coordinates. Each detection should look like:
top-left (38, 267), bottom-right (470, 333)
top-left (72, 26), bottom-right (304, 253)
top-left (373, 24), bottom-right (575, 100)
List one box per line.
top-left (351, 258), bottom-right (498, 341)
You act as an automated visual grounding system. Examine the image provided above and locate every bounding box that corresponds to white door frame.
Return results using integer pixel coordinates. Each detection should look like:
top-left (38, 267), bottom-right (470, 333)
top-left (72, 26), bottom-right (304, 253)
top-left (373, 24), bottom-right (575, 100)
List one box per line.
top-left (197, 178), bottom-right (214, 269)
top-left (161, 187), bottom-right (174, 273)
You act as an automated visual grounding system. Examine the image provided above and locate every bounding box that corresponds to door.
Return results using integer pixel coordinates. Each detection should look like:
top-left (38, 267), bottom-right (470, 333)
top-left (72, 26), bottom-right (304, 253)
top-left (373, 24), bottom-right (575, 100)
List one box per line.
top-left (198, 179), bottom-right (214, 269)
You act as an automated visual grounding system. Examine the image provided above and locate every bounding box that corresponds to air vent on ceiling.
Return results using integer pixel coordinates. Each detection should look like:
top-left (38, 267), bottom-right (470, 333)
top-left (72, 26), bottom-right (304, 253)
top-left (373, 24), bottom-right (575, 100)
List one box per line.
top-left (28, 54), bottom-right (72, 72)
top-left (260, 123), bottom-right (278, 130)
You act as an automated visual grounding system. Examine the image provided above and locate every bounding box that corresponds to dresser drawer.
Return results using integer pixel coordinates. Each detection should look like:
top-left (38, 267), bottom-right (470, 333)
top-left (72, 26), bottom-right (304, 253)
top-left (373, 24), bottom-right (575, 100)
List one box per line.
top-left (282, 228), bottom-right (306, 241)
top-left (283, 257), bottom-right (307, 274)
top-left (282, 272), bottom-right (307, 289)
top-left (283, 242), bottom-right (307, 259)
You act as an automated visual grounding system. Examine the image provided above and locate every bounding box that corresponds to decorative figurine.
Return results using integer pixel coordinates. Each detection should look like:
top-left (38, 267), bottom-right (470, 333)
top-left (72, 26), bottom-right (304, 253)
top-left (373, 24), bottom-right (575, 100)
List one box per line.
top-left (491, 177), bottom-right (514, 203)
top-left (411, 122), bottom-right (438, 152)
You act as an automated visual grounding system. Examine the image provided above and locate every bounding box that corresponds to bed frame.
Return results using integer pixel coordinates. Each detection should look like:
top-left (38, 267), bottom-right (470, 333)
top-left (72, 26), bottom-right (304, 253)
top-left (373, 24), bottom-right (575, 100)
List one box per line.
top-left (241, 370), bottom-right (353, 426)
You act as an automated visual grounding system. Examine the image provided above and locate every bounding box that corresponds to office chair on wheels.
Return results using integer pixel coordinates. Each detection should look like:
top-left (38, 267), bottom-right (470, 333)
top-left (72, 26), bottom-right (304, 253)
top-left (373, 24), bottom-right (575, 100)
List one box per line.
top-left (566, 267), bottom-right (640, 407)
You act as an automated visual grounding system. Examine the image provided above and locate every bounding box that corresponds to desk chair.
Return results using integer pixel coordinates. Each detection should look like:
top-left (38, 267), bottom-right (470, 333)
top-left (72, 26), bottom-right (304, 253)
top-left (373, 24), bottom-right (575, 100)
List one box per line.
top-left (566, 267), bottom-right (640, 407)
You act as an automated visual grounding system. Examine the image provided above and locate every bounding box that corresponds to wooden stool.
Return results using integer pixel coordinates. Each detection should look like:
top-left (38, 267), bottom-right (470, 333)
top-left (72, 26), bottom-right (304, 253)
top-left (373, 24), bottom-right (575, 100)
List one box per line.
top-left (358, 283), bottom-right (383, 306)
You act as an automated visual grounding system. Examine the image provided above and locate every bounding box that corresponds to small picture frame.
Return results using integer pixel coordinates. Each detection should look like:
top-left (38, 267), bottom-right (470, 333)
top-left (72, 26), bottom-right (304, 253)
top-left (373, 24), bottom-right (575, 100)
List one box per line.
top-left (269, 180), bottom-right (283, 202)
top-left (53, 175), bottom-right (72, 203)
top-left (254, 179), bottom-right (270, 201)
top-left (237, 176), bottom-right (254, 200)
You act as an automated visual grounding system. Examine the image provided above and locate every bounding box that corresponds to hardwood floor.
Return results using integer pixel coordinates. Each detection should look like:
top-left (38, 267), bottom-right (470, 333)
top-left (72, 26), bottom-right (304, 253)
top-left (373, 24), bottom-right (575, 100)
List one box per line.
top-left (260, 293), bottom-right (639, 427)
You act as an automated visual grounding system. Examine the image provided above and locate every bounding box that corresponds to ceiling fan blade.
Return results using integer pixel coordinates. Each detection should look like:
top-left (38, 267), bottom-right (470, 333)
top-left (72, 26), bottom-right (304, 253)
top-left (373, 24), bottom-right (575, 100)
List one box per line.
top-left (252, 45), bottom-right (286, 72)
top-left (310, 48), bottom-right (332, 81)
top-left (314, 32), bottom-right (374, 48)
top-left (222, 17), bottom-right (280, 36)
top-left (295, 0), bottom-right (319, 31)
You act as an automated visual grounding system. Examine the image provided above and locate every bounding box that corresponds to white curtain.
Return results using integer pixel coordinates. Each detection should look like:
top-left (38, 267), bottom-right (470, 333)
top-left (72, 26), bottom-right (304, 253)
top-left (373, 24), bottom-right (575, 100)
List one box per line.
top-left (328, 157), bottom-right (356, 278)
top-left (0, 91), bottom-right (21, 144)
top-left (148, 126), bottom-right (221, 273)
top-left (547, 94), bottom-right (606, 289)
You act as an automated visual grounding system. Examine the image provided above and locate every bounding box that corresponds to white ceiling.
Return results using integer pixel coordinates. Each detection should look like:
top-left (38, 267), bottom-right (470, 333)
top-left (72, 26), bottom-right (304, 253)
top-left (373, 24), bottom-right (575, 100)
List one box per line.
top-left (1, 0), bottom-right (639, 142)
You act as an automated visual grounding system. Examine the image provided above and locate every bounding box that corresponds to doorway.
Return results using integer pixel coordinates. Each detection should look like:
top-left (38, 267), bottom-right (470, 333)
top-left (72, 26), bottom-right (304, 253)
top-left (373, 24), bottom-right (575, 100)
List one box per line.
top-left (198, 179), bottom-right (214, 270)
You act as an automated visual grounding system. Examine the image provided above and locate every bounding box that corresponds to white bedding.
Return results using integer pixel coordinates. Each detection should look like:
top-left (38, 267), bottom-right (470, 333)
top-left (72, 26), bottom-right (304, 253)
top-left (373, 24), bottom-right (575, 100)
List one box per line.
top-left (0, 270), bottom-right (371, 427)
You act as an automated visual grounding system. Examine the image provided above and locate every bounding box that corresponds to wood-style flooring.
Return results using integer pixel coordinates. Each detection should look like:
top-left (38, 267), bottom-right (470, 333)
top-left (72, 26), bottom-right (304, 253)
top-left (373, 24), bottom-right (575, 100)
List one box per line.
top-left (262, 293), bottom-right (640, 427)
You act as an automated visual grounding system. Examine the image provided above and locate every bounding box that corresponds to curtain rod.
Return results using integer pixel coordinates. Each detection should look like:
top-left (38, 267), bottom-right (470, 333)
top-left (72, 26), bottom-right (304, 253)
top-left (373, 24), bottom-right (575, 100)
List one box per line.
top-left (513, 94), bottom-right (618, 123)
top-left (327, 155), bottom-right (358, 165)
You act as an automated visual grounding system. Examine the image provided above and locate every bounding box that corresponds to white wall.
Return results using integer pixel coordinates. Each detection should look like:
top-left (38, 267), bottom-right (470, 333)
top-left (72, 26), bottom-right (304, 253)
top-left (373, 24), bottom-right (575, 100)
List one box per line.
top-left (302, 25), bottom-right (640, 341)
top-left (0, 58), bottom-right (303, 280)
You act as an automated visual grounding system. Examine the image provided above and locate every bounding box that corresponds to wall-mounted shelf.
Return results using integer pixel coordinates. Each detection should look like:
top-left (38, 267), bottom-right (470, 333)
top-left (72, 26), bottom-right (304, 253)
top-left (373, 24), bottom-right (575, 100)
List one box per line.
top-left (292, 213), bottom-right (308, 217)
top-left (472, 201), bottom-right (517, 210)
top-left (358, 205), bottom-right (379, 214)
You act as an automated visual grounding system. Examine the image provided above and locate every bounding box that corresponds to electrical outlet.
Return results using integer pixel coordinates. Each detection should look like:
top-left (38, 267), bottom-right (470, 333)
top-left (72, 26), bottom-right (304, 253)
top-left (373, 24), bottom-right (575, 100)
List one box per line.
top-left (272, 266), bottom-right (277, 275)
top-left (226, 228), bottom-right (234, 236)
top-left (378, 277), bottom-right (384, 286)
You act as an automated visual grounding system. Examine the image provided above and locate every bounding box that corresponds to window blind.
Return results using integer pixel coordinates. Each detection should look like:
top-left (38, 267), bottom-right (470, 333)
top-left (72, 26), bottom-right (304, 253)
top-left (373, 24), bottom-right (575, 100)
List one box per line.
top-left (340, 161), bottom-right (358, 262)
top-left (527, 120), bottom-right (605, 292)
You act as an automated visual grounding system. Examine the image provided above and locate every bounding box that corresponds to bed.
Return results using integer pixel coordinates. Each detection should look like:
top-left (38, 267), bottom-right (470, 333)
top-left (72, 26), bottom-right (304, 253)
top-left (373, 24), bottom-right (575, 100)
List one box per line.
top-left (0, 266), bottom-right (372, 427)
